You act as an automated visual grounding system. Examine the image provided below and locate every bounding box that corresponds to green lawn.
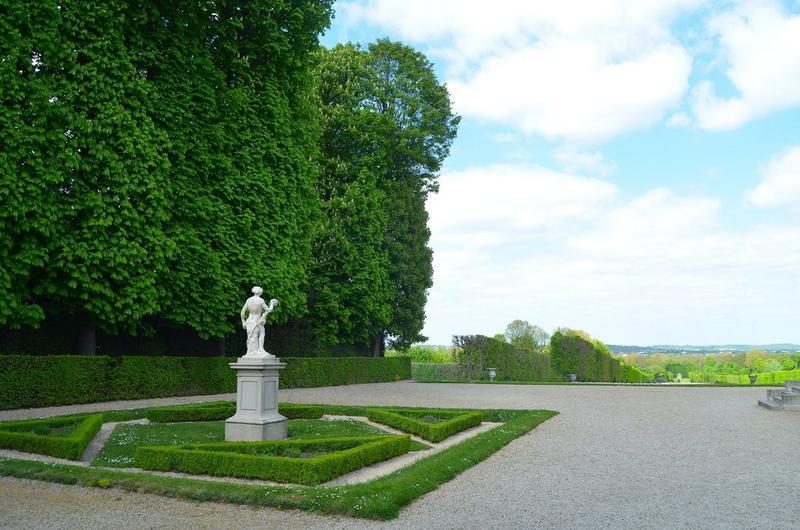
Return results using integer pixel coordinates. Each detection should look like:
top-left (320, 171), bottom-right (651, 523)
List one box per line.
top-left (93, 418), bottom-right (429, 468)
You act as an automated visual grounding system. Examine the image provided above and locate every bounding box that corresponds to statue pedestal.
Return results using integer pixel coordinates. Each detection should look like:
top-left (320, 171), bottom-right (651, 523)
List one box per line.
top-left (225, 356), bottom-right (287, 441)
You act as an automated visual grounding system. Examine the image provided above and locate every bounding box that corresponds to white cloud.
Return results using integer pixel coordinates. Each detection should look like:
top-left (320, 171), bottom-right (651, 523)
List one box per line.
top-left (339, 0), bottom-right (699, 143)
top-left (427, 164), bottom-right (618, 248)
top-left (553, 146), bottom-right (617, 176)
top-left (422, 163), bottom-right (800, 344)
top-left (748, 146), bottom-right (800, 208)
top-left (448, 42), bottom-right (691, 143)
top-left (693, 0), bottom-right (800, 130)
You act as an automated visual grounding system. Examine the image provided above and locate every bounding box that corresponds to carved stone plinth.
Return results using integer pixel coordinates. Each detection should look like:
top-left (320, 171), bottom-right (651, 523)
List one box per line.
top-left (225, 357), bottom-right (287, 441)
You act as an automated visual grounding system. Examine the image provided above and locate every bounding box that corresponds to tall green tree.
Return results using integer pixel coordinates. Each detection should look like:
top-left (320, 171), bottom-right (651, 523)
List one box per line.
top-left (2, 1), bottom-right (174, 353)
top-left (0, 1), bottom-right (64, 328)
top-left (312, 44), bottom-right (393, 350)
top-left (133, 1), bottom-right (332, 340)
top-left (0, 1), bottom-right (334, 353)
top-left (314, 39), bottom-right (459, 354)
top-left (504, 320), bottom-right (550, 354)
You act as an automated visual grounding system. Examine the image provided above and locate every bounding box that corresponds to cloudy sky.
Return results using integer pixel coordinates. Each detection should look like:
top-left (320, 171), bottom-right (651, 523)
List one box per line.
top-left (322, 0), bottom-right (800, 346)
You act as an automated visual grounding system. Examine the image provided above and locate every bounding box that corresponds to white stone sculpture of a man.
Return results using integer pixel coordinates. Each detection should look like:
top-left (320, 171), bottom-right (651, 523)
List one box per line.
top-left (240, 286), bottom-right (278, 358)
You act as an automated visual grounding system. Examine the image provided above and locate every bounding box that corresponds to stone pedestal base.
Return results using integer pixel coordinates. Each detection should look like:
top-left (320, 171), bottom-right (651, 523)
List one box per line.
top-left (225, 356), bottom-right (287, 441)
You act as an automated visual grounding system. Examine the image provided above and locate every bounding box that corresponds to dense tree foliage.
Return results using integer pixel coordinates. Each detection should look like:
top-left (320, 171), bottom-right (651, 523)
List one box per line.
top-left (503, 320), bottom-right (550, 354)
top-left (314, 40), bottom-right (459, 354)
top-left (0, 1), bottom-right (333, 352)
top-left (1, 2), bottom-right (460, 357)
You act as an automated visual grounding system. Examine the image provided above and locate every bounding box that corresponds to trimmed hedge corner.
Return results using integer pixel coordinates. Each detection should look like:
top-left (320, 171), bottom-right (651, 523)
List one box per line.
top-left (366, 408), bottom-right (484, 442)
top-left (0, 355), bottom-right (411, 410)
top-left (0, 413), bottom-right (103, 460)
top-left (135, 434), bottom-right (410, 485)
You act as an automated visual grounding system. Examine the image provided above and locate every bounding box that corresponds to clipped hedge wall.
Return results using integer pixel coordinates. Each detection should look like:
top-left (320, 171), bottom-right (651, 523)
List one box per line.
top-left (366, 408), bottom-right (484, 443)
top-left (0, 355), bottom-right (411, 410)
top-left (412, 362), bottom-right (466, 382)
top-left (0, 413), bottom-right (103, 460)
top-left (135, 434), bottom-right (410, 485)
top-left (550, 332), bottom-right (651, 383)
top-left (453, 335), bottom-right (553, 382)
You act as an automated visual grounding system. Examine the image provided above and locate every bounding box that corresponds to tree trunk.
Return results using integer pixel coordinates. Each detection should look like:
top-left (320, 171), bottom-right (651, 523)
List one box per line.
top-left (372, 332), bottom-right (385, 358)
top-left (218, 337), bottom-right (227, 357)
top-left (78, 319), bottom-right (96, 355)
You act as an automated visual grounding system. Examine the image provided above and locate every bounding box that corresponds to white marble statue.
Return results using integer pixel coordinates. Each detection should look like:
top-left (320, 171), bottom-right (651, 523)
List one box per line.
top-left (240, 286), bottom-right (278, 358)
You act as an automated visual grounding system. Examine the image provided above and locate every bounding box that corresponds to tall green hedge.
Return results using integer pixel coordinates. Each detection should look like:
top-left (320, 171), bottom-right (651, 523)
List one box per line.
top-left (0, 355), bottom-right (411, 410)
top-left (549, 332), bottom-right (651, 383)
top-left (453, 335), bottom-right (553, 381)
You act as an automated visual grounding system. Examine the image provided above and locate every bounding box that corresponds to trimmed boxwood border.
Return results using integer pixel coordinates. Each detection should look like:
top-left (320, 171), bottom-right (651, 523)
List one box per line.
top-left (145, 402), bottom-right (325, 423)
top-left (0, 413), bottom-right (103, 460)
top-left (136, 435), bottom-right (410, 486)
top-left (0, 405), bottom-right (557, 519)
top-left (366, 408), bottom-right (484, 442)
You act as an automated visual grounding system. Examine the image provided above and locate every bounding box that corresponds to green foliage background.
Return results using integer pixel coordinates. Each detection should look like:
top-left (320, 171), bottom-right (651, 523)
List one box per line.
top-left (0, 0), bottom-right (333, 339)
top-left (0, 3), bottom-right (460, 356)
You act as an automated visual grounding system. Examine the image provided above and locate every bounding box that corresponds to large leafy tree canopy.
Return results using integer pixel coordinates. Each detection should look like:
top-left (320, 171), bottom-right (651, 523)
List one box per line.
top-left (0, 1), bottom-right (333, 348)
top-left (1, 4), bottom-right (457, 356)
top-left (314, 40), bottom-right (460, 353)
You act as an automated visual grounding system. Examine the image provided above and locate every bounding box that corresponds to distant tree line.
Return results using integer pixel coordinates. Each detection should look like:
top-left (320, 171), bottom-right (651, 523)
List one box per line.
top-left (448, 320), bottom-right (649, 383)
top-left (623, 350), bottom-right (800, 381)
top-left (0, 1), bottom-right (458, 356)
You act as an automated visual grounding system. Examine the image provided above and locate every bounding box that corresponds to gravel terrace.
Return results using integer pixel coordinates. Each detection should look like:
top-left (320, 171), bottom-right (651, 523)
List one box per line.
top-left (1, 382), bottom-right (798, 529)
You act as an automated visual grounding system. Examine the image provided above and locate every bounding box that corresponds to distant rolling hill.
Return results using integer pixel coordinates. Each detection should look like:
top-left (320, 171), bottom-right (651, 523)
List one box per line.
top-left (609, 344), bottom-right (800, 355)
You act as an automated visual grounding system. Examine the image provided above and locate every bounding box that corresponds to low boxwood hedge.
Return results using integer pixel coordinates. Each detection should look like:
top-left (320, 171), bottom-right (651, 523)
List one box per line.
top-left (366, 408), bottom-right (484, 443)
top-left (145, 402), bottom-right (325, 423)
top-left (0, 355), bottom-right (411, 410)
top-left (0, 413), bottom-right (104, 460)
top-left (135, 434), bottom-right (410, 485)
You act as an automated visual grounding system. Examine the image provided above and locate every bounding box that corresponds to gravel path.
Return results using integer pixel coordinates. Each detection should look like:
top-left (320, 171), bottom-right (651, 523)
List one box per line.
top-left (0, 393), bottom-right (236, 422)
top-left (2, 382), bottom-right (798, 529)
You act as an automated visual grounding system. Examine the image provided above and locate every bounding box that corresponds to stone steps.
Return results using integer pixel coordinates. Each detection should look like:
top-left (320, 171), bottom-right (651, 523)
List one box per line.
top-left (758, 380), bottom-right (800, 411)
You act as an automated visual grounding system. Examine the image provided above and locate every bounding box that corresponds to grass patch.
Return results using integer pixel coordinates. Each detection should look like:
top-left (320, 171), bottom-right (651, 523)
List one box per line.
top-left (0, 405), bottom-right (556, 519)
top-left (92, 421), bottom-right (224, 468)
top-left (92, 418), bottom-right (402, 468)
top-left (287, 418), bottom-right (385, 438)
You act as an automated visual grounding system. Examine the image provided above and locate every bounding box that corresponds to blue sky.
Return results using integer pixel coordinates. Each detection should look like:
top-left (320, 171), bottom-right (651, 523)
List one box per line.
top-left (322, 0), bottom-right (800, 346)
